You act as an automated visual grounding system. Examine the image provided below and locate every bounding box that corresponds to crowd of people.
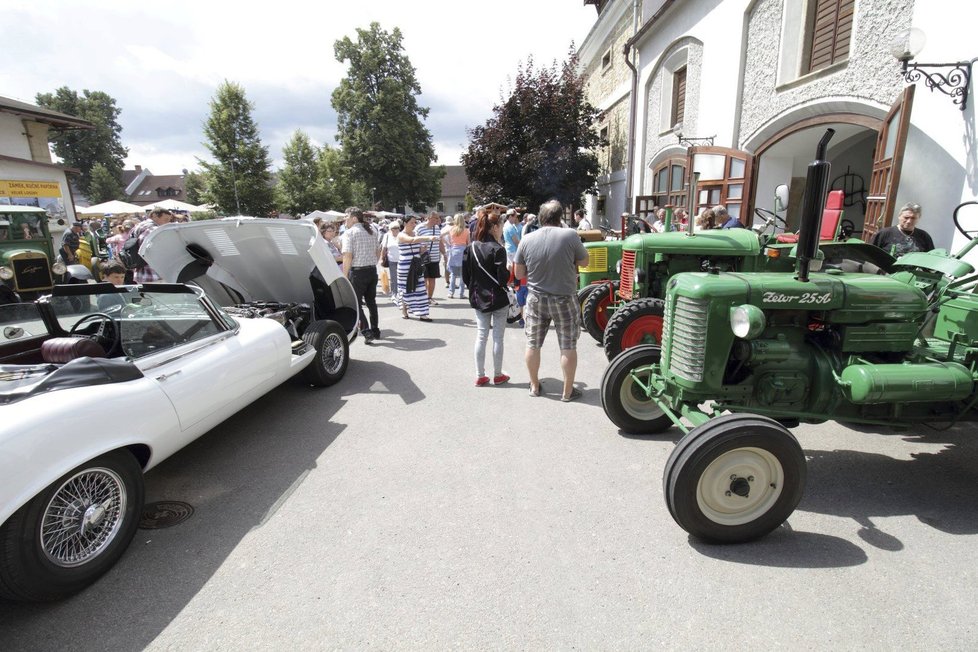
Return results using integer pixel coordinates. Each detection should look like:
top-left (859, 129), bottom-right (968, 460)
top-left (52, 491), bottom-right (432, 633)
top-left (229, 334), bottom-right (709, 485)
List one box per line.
top-left (323, 202), bottom-right (590, 401)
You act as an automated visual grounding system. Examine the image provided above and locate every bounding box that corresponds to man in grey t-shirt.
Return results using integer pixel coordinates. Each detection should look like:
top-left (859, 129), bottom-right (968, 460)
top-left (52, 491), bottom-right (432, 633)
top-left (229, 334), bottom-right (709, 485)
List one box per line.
top-left (514, 200), bottom-right (589, 402)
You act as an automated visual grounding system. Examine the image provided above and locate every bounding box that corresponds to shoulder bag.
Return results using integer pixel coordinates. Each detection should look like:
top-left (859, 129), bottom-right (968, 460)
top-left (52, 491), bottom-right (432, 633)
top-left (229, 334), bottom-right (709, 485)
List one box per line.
top-left (472, 244), bottom-right (520, 319)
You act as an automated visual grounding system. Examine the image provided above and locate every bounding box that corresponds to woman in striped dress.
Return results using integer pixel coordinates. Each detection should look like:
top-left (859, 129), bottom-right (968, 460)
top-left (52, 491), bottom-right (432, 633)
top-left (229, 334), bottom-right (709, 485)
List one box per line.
top-left (397, 215), bottom-right (439, 321)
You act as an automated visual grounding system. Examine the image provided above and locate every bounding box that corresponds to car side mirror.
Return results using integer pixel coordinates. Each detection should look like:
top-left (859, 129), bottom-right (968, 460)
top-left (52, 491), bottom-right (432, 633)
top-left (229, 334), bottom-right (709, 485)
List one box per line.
top-left (775, 184), bottom-right (789, 213)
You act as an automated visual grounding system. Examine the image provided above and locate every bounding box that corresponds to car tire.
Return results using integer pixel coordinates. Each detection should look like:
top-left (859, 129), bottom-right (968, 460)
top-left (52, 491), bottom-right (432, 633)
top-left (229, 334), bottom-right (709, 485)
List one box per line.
top-left (301, 319), bottom-right (349, 387)
top-left (603, 297), bottom-right (665, 361)
top-left (600, 344), bottom-right (672, 434)
top-left (581, 281), bottom-right (618, 343)
top-left (0, 450), bottom-right (144, 602)
top-left (663, 414), bottom-right (806, 543)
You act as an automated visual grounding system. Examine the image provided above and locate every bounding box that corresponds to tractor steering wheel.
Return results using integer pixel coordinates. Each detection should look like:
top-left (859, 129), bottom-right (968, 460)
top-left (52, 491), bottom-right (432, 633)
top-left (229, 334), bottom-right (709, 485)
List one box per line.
top-left (753, 207), bottom-right (787, 233)
top-left (953, 201), bottom-right (978, 239)
top-left (69, 312), bottom-right (119, 354)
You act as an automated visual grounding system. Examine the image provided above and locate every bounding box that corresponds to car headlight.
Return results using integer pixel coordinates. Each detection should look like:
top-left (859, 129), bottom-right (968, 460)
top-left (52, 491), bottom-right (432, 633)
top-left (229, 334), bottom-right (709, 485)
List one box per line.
top-left (730, 304), bottom-right (766, 339)
top-left (0, 266), bottom-right (12, 280)
top-left (52, 261), bottom-right (66, 275)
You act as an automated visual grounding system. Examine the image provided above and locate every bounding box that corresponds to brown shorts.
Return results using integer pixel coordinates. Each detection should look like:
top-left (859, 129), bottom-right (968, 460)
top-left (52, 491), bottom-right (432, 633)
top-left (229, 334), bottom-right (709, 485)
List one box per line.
top-left (423, 262), bottom-right (441, 278)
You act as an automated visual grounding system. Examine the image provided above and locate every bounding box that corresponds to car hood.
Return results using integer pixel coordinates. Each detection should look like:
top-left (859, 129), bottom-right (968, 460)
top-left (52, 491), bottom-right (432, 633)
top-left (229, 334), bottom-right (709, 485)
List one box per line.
top-left (141, 217), bottom-right (347, 306)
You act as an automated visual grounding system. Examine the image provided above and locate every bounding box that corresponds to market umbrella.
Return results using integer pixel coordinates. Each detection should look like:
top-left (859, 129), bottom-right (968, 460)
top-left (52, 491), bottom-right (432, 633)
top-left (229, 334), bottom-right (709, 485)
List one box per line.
top-left (302, 210), bottom-right (346, 222)
top-left (144, 198), bottom-right (206, 212)
top-left (76, 199), bottom-right (144, 215)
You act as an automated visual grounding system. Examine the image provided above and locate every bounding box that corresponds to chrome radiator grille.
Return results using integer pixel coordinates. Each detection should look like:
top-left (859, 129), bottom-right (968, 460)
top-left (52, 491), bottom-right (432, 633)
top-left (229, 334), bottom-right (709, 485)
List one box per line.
top-left (666, 296), bottom-right (709, 382)
top-left (12, 252), bottom-right (53, 292)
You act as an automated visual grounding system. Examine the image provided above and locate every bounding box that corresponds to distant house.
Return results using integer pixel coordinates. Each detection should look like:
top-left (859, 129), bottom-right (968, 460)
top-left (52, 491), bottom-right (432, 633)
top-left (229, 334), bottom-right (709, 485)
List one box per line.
top-left (421, 165), bottom-right (469, 215)
top-left (123, 167), bottom-right (188, 207)
top-left (0, 95), bottom-right (94, 225)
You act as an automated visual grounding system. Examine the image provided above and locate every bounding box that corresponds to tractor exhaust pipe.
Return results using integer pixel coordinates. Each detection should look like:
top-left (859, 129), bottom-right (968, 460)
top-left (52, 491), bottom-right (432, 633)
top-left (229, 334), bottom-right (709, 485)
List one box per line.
top-left (796, 128), bottom-right (835, 283)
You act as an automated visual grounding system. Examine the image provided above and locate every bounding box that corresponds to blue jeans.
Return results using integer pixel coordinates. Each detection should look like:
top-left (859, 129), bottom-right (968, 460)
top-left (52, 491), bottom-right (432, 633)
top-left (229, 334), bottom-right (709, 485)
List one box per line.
top-left (474, 306), bottom-right (507, 377)
top-left (449, 265), bottom-right (465, 296)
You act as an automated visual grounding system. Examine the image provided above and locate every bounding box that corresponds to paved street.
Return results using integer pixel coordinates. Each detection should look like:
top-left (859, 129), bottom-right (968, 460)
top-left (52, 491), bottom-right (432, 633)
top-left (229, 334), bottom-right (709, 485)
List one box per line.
top-left (2, 293), bottom-right (978, 649)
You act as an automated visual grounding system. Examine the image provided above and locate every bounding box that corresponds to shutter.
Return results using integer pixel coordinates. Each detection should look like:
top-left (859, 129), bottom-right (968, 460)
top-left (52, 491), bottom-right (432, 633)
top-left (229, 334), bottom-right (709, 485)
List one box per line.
top-left (807, 0), bottom-right (854, 73)
top-left (672, 67), bottom-right (687, 127)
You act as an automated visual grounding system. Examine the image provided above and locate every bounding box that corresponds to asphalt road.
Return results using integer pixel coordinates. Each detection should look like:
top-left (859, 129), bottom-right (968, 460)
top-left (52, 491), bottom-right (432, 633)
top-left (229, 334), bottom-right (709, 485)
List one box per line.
top-left (2, 294), bottom-right (978, 649)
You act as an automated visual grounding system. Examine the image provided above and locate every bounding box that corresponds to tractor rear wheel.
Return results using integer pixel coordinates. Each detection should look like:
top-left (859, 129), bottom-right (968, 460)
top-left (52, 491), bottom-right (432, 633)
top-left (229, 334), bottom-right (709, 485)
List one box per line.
top-left (663, 414), bottom-right (806, 543)
top-left (603, 297), bottom-right (665, 361)
top-left (576, 285), bottom-right (600, 329)
top-left (581, 281), bottom-right (618, 343)
top-left (601, 344), bottom-right (671, 434)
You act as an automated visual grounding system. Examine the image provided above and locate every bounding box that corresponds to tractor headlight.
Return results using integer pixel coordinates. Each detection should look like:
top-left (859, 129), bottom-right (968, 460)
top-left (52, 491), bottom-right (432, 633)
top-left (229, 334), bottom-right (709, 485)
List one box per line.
top-left (0, 266), bottom-right (13, 281)
top-left (52, 261), bottom-right (66, 275)
top-left (730, 304), bottom-right (766, 339)
top-left (616, 259), bottom-right (623, 274)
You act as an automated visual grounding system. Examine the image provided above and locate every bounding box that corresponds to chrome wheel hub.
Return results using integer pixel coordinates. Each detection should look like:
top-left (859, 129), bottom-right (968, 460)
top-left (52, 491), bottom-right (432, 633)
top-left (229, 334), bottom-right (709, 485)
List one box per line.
top-left (41, 468), bottom-right (127, 568)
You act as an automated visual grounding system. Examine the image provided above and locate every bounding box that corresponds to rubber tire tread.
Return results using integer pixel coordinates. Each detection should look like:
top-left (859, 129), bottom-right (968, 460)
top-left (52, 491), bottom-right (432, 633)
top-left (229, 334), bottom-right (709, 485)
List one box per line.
top-left (663, 413), bottom-right (806, 543)
top-left (581, 282), bottom-right (618, 343)
top-left (600, 344), bottom-right (672, 434)
top-left (301, 319), bottom-right (349, 387)
top-left (603, 297), bottom-right (665, 361)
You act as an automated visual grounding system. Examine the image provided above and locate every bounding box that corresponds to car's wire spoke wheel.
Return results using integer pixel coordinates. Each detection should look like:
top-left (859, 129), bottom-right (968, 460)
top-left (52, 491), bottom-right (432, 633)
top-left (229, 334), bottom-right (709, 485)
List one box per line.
top-left (321, 331), bottom-right (346, 374)
top-left (41, 467), bottom-right (127, 568)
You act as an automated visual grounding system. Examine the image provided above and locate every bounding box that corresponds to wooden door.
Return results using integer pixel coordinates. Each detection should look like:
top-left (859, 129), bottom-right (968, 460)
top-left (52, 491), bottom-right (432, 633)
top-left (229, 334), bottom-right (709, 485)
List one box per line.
top-left (863, 85), bottom-right (914, 242)
top-left (685, 146), bottom-right (755, 225)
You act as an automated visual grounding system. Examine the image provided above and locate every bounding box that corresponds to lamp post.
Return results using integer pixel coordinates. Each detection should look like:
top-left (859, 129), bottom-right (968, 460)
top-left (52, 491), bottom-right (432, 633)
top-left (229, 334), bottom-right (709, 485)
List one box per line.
top-left (371, 187), bottom-right (376, 208)
top-left (888, 27), bottom-right (975, 111)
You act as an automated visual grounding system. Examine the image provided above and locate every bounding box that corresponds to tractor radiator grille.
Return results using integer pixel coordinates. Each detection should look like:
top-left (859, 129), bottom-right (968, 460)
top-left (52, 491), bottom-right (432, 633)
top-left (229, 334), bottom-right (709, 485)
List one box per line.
top-left (618, 251), bottom-right (636, 300)
top-left (579, 247), bottom-right (607, 273)
top-left (667, 296), bottom-right (709, 382)
top-left (11, 252), bottom-right (54, 292)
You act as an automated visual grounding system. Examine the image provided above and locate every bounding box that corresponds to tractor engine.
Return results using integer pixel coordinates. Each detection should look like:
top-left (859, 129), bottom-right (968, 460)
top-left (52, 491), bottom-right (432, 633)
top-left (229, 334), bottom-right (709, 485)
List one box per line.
top-left (659, 269), bottom-right (976, 424)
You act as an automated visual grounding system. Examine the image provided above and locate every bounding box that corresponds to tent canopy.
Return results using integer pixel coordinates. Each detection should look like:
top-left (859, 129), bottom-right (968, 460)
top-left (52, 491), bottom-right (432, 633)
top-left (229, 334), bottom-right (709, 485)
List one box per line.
top-left (76, 200), bottom-right (144, 215)
top-left (144, 198), bottom-right (206, 212)
top-left (302, 210), bottom-right (346, 222)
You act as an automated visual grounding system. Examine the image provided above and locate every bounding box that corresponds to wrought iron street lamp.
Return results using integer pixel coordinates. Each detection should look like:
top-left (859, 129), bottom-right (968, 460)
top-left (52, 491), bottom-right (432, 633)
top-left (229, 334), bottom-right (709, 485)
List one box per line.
top-left (889, 28), bottom-right (975, 111)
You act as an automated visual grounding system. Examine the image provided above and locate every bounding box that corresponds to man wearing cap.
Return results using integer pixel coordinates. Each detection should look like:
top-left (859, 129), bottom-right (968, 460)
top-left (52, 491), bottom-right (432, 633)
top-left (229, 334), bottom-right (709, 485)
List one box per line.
top-left (60, 221), bottom-right (83, 265)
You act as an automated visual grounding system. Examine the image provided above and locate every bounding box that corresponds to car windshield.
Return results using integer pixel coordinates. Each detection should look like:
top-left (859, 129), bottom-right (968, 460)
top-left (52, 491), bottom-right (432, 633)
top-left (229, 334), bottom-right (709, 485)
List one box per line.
top-left (48, 286), bottom-right (230, 359)
top-left (0, 302), bottom-right (49, 342)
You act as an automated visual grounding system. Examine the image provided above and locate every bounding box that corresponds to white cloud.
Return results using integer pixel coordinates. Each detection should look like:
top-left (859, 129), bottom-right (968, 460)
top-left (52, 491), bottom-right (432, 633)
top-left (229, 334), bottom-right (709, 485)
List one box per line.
top-left (3, 0), bottom-right (597, 172)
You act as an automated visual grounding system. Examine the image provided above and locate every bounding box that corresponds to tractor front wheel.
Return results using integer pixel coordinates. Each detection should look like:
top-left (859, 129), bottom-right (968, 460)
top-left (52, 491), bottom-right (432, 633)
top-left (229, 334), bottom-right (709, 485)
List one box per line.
top-left (663, 414), bottom-right (806, 543)
top-left (603, 297), bottom-right (665, 361)
top-left (576, 285), bottom-right (600, 328)
top-left (581, 281), bottom-right (618, 342)
top-left (600, 344), bottom-right (672, 434)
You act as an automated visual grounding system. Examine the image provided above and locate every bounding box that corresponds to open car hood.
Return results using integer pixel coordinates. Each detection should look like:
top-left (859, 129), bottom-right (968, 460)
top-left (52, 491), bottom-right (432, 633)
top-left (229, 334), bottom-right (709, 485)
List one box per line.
top-left (141, 217), bottom-right (346, 306)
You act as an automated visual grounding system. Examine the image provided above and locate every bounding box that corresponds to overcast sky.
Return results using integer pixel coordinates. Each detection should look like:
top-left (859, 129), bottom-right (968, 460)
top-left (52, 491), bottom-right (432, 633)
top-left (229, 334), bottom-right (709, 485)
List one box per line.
top-left (3, 0), bottom-right (597, 176)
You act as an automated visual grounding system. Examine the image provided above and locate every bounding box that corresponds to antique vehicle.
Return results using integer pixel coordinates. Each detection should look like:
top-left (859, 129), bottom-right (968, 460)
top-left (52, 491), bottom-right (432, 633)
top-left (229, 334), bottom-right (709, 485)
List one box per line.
top-left (600, 130), bottom-right (978, 543)
top-left (0, 205), bottom-right (77, 301)
top-left (589, 184), bottom-right (894, 361)
top-left (0, 218), bottom-right (359, 601)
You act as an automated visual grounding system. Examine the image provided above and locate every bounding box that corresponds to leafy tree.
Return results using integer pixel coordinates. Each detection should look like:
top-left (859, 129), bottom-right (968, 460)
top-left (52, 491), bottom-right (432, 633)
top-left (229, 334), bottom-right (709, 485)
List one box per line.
top-left (199, 81), bottom-right (275, 216)
top-left (183, 169), bottom-right (208, 206)
top-left (86, 162), bottom-right (124, 203)
top-left (316, 145), bottom-right (366, 209)
top-left (462, 51), bottom-right (601, 212)
top-left (35, 87), bottom-right (128, 195)
top-left (276, 130), bottom-right (324, 216)
top-left (332, 22), bottom-right (444, 209)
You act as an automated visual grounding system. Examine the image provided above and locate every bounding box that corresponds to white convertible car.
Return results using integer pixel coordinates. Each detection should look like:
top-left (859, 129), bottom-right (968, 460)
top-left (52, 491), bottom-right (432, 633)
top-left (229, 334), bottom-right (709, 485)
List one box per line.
top-left (0, 218), bottom-right (359, 601)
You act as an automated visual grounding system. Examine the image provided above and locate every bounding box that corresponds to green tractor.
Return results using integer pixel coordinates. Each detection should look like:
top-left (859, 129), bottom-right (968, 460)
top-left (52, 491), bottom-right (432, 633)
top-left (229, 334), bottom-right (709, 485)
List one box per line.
top-left (600, 129), bottom-right (978, 543)
top-left (583, 187), bottom-right (893, 362)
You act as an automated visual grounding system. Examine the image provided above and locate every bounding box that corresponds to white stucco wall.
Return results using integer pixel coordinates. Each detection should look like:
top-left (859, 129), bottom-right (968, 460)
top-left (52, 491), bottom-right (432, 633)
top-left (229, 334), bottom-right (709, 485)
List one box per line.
top-left (0, 114), bottom-right (32, 160)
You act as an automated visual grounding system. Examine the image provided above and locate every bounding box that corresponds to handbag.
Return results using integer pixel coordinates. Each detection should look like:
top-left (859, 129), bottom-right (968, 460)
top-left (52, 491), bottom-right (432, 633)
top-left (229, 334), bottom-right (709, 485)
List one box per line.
top-left (472, 245), bottom-right (520, 319)
top-left (406, 254), bottom-right (424, 291)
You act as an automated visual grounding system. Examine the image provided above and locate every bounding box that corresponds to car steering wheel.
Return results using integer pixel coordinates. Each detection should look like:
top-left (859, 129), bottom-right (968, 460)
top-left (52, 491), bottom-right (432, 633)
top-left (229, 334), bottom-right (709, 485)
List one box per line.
top-left (69, 312), bottom-right (118, 354)
top-left (953, 201), bottom-right (978, 238)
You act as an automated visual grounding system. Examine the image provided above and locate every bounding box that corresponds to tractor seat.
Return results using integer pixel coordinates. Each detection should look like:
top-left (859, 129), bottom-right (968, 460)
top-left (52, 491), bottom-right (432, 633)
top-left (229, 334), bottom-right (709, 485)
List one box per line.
top-left (775, 190), bottom-right (846, 244)
top-left (41, 337), bottom-right (107, 364)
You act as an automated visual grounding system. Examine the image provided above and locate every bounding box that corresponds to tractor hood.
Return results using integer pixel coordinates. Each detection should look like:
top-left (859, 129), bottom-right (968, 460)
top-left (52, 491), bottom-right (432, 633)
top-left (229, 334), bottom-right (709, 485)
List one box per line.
top-left (622, 228), bottom-right (762, 256)
top-left (141, 217), bottom-right (348, 306)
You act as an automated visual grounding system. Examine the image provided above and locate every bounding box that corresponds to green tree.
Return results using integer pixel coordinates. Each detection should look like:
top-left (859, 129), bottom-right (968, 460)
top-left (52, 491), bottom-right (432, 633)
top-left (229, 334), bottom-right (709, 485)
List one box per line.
top-left (332, 22), bottom-right (444, 209)
top-left (35, 87), bottom-right (128, 195)
top-left (183, 168), bottom-right (208, 206)
top-left (315, 145), bottom-right (366, 210)
top-left (199, 81), bottom-right (275, 216)
top-left (276, 130), bottom-right (324, 217)
top-left (86, 162), bottom-right (124, 203)
top-left (462, 51), bottom-right (601, 212)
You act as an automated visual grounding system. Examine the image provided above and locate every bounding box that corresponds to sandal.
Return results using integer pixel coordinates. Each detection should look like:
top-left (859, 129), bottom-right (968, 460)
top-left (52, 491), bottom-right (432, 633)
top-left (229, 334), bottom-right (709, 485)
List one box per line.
top-left (418, 316), bottom-right (433, 322)
top-left (529, 381), bottom-right (543, 397)
top-left (561, 387), bottom-right (583, 403)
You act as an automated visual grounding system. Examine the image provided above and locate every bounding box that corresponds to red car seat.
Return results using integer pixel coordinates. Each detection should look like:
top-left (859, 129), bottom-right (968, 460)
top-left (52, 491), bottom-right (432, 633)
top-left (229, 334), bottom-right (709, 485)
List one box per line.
top-left (41, 337), bottom-right (107, 364)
